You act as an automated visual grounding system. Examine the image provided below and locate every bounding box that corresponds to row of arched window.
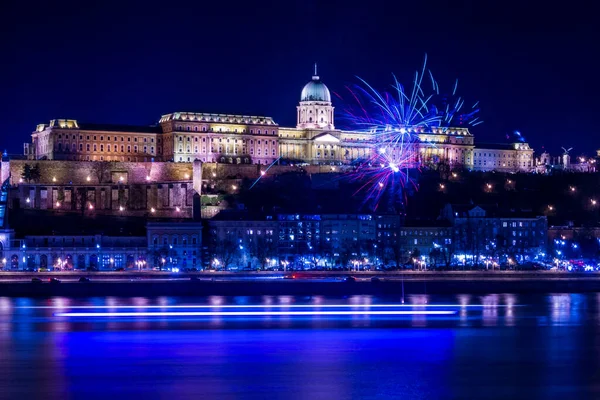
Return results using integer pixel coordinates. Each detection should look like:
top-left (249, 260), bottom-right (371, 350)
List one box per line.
top-left (176, 126), bottom-right (277, 135)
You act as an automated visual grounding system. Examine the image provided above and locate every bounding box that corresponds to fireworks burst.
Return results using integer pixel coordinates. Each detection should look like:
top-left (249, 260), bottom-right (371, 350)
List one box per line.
top-left (347, 145), bottom-right (418, 211)
top-left (338, 54), bottom-right (481, 133)
top-left (337, 54), bottom-right (481, 210)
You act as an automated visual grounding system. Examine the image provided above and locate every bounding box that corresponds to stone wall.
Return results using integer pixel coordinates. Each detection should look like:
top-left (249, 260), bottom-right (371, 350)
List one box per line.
top-left (2, 159), bottom-right (348, 220)
top-left (10, 182), bottom-right (195, 219)
top-left (6, 159), bottom-right (345, 188)
top-left (201, 163), bottom-right (260, 180)
top-left (9, 159), bottom-right (194, 186)
top-left (200, 162), bottom-right (351, 180)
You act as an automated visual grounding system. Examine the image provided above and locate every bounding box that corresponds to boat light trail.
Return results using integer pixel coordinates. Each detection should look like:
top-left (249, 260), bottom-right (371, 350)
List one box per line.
top-left (54, 310), bottom-right (457, 317)
top-left (25, 303), bottom-right (505, 310)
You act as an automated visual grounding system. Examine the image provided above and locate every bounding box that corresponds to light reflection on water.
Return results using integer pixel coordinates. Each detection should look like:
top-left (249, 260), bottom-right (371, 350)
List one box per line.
top-left (1, 294), bottom-right (600, 399)
top-left (0, 293), bottom-right (596, 327)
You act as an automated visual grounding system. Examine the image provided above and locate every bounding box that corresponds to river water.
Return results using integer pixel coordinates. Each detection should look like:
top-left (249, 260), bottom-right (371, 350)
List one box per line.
top-left (0, 293), bottom-right (599, 399)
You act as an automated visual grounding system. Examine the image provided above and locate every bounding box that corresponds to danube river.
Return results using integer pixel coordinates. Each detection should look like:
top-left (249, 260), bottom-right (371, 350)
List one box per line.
top-left (0, 293), bottom-right (599, 399)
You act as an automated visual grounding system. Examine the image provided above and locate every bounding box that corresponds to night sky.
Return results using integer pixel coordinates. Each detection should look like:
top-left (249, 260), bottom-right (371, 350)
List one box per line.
top-left (2, 1), bottom-right (597, 156)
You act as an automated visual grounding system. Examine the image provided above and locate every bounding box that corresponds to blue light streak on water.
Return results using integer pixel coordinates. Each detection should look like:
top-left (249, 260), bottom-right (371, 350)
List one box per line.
top-left (54, 310), bottom-right (458, 318)
top-left (21, 303), bottom-right (506, 309)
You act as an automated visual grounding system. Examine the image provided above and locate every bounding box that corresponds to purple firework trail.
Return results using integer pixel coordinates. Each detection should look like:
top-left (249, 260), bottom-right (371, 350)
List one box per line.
top-left (336, 54), bottom-right (481, 210)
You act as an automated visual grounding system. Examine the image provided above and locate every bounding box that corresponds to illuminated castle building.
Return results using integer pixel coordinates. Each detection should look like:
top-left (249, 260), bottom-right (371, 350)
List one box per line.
top-left (24, 70), bottom-right (534, 172)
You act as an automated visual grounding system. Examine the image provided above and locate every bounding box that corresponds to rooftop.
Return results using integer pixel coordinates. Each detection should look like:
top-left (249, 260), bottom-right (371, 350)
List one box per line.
top-left (77, 122), bottom-right (162, 134)
top-left (476, 142), bottom-right (530, 151)
top-left (159, 112), bottom-right (277, 126)
top-left (35, 120), bottom-right (162, 134)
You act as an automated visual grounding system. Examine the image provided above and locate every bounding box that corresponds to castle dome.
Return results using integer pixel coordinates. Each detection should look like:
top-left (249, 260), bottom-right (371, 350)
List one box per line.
top-left (300, 66), bottom-right (331, 102)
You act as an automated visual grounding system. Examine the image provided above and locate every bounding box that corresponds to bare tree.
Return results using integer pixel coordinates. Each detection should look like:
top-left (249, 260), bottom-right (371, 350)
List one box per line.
top-left (75, 188), bottom-right (87, 215)
top-left (339, 239), bottom-right (359, 269)
top-left (429, 248), bottom-right (442, 268)
top-left (129, 184), bottom-right (145, 209)
top-left (390, 241), bottom-right (406, 269)
top-left (91, 161), bottom-right (111, 184)
top-left (213, 239), bottom-right (239, 270)
top-left (249, 235), bottom-right (278, 270)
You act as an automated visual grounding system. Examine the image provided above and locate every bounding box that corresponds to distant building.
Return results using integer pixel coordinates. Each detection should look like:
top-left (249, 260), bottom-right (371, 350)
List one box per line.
top-left (207, 212), bottom-right (278, 269)
top-left (399, 221), bottom-right (453, 265)
top-left (19, 234), bottom-right (146, 270)
top-left (147, 222), bottom-right (203, 270)
top-left (0, 218), bottom-right (202, 271)
top-left (206, 212), bottom-right (400, 269)
top-left (23, 69), bottom-right (534, 170)
top-left (535, 151), bottom-right (596, 173)
top-left (471, 142), bottom-right (534, 173)
top-left (442, 204), bottom-right (547, 263)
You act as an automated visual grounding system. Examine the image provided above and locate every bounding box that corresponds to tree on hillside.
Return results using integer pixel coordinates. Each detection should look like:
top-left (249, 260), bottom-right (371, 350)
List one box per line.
top-left (21, 164), bottom-right (41, 183)
top-left (437, 160), bottom-right (451, 180)
top-left (31, 164), bottom-right (41, 182)
top-left (75, 188), bottom-right (89, 215)
top-left (91, 161), bottom-right (111, 184)
top-left (21, 164), bottom-right (32, 183)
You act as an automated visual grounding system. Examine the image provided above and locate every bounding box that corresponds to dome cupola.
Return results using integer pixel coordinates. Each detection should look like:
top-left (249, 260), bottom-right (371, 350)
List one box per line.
top-left (300, 65), bottom-right (331, 102)
top-left (296, 64), bottom-right (335, 130)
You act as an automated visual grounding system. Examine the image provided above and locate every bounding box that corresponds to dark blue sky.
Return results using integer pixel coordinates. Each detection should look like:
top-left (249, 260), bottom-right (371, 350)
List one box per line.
top-left (2, 0), bottom-right (597, 156)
